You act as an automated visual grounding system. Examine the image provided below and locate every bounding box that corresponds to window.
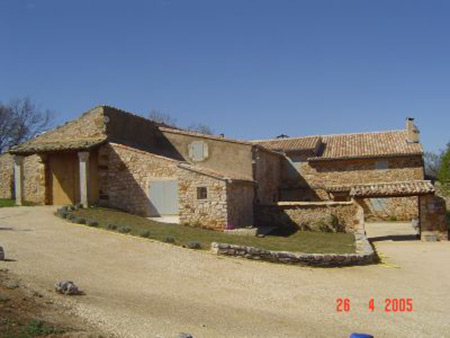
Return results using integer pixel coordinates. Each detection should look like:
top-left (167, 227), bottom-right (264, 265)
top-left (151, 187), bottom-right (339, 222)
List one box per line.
top-left (188, 141), bottom-right (209, 162)
top-left (376, 160), bottom-right (389, 170)
top-left (197, 187), bottom-right (207, 200)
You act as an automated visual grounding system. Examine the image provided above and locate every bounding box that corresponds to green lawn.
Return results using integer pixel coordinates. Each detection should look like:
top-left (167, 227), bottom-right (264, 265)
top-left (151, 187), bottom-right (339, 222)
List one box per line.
top-left (71, 207), bottom-right (355, 254)
top-left (0, 199), bottom-right (16, 208)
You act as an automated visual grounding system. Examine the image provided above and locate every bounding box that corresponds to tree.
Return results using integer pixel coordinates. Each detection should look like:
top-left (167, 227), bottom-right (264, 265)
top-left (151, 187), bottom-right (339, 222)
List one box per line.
top-left (424, 151), bottom-right (442, 179)
top-left (148, 108), bottom-right (177, 127)
top-left (437, 143), bottom-right (450, 194)
top-left (187, 122), bottom-right (213, 135)
top-left (0, 97), bottom-right (54, 153)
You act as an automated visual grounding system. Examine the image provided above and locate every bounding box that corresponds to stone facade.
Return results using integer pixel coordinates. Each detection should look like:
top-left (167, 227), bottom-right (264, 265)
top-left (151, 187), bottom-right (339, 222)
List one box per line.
top-left (419, 194), bottom-right (448, 241)
top-left (0, 153), bottom-right (13, 199)
top-left (226, 183), bottom-right (255, 229)
top-left (256, 201), bottom-right (359, 233)
top-left (178, 168), bottom-right (228, 229)
top-left (360, 196), bottom-right (419, 221)
top-left (27, 107), bottom-right (106, 144)
top-left (105, 143), bottom-right (179, 216)
top-left (280, 155), bottom-right (424, 220)
top-left (254, 148), bottom-right (281, 204)
top-left (23, 154), bottom-right (46, 204)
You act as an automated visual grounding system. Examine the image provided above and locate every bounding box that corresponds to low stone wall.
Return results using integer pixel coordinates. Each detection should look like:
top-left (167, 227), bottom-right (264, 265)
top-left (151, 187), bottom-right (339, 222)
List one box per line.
top-left (256, 201), bottom-right (359, 233)
top-left (211, 232), bottom-right (375, 267)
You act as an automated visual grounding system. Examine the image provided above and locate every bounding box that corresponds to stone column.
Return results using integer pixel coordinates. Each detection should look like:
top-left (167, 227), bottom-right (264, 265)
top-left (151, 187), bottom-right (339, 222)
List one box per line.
top-left (419, 194), bottom-right (448, 241)
top-left (13, 156), bottom-right (24, 206)
top-left (78, 152), bottom-right (90, 208)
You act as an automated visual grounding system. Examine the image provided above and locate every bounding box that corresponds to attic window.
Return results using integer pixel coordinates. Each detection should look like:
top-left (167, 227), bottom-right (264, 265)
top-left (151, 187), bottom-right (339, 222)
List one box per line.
top-left (197, 187), bottom-right (207, 200)
top-left (188, 141), bottom-right (209, 162)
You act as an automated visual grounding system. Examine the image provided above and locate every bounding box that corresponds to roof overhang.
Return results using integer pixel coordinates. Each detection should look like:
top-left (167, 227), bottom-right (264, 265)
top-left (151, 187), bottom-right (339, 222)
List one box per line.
top-left (9, 137), bottom-right (107, 155)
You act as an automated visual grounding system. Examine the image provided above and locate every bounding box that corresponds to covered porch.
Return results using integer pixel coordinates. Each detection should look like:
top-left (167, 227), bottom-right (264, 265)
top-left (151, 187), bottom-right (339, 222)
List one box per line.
top-left (349, 181), bottom-right (448, 241)
top-left (9, 138), bottom-right (105, 208)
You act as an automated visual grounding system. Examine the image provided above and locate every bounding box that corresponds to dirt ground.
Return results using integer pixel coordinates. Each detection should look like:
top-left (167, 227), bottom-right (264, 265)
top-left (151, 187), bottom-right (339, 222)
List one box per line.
top-left (1, 207), bottom-right (450, 337)
top-left (0, 268), bottom-right (105, 337)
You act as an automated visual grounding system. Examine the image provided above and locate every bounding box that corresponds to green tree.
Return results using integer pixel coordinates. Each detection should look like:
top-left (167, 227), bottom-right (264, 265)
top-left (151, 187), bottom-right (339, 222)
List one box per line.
top-left (438, 143), bottom-right (450, 194)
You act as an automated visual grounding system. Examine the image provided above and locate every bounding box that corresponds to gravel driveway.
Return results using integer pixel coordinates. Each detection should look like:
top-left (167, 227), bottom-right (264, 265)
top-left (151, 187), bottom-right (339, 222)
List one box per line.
top-left (1, 207), bottom-right (450, 337)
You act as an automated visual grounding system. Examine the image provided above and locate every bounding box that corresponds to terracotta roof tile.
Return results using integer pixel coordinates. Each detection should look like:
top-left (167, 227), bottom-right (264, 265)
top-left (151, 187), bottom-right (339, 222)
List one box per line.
top-left (251, 136), bottom-right (321, 154)
top-left (9, 137), bottom-right (107, 155)
top-left (253, 130), bottom-right (423, 160)
top-left (350, 181), bottom-right (434, 197)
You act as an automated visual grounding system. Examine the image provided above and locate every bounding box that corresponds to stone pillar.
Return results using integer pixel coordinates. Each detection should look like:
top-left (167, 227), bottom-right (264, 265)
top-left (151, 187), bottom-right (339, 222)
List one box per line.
top-left (13, 156), bottom-right (24, 206)
top-left (78, 152), bottom-right (90, 208)
top-left (419, 194), bottom-right (448, 241)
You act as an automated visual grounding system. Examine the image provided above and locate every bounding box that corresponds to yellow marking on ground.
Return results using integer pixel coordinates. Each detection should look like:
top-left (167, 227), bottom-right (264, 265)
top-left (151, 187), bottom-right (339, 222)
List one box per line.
top-left (372, 243), bottom-right (401, 269)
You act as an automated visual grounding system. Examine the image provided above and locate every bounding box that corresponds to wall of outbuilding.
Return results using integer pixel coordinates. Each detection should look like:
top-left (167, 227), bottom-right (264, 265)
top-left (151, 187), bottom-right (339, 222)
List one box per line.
top-left (0, 153), bottom-right (14, 199)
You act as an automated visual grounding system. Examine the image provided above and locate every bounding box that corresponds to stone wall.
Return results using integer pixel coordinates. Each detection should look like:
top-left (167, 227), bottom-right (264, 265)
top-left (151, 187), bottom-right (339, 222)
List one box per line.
top-left (419, 194), bottom-right (448, 241)
top-left (256, 201), bottom-right (359, 233)
top-left (162, 130), bottom-right (255, 180)
top-left (23, 155), bottom-right (46, 204)
top-left (360, 196), bottom-right (419, 221)
top-left (254, 148), bottom-right (281, 204)
top-left (105, 143), bottom-right (179, 216)
top-left (0, 153), bottom-right (13, 199)
top-left (226, 182), bottom-right (254, 228)
top-left (281, 156), bottom-right (424, 194)
top-left (28, 107), bottom-right (106, 144)
top-left (210, 232), bottom-right (374, 267)
top-left (178, 168), bottom-right (228, 229)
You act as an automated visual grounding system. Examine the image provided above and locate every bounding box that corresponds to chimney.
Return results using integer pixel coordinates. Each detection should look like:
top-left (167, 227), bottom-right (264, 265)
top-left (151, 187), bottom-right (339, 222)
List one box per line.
top-left (406, 117), bottom-right (420, 143)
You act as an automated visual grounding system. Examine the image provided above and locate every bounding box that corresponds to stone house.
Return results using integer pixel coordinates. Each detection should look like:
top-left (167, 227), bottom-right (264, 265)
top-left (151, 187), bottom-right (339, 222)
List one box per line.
top-left (0, 107), bottom-right (444, 238)
top-left (0, 106), bottom-right (281, 230)
top-left (252, 118), bottom-right (424, 221)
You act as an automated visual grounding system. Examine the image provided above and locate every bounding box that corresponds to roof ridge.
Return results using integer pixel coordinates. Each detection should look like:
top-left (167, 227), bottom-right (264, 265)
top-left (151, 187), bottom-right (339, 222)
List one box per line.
top-left (251, 129), bottom-right (405, 143)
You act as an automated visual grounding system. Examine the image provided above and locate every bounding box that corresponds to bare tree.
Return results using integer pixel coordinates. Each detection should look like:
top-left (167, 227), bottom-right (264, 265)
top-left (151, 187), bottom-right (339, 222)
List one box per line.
top-left (148, 108), bottom-right (177, 127)
top-left (0, 97), bottom-right (54, 153)
top-left (187, 122), bottom-right (213, 135)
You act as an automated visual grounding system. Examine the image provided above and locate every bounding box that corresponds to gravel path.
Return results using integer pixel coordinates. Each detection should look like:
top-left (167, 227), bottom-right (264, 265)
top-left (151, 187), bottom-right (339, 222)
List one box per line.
top-left (1, 207), bottom-right (449, 337)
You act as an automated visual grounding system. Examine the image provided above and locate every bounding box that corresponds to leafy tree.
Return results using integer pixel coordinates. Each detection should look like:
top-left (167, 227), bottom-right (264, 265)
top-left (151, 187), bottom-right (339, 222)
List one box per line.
top-left (0, 97), bottom-right (54, 153)
top-left (437, 143), bottom-right (450, 194)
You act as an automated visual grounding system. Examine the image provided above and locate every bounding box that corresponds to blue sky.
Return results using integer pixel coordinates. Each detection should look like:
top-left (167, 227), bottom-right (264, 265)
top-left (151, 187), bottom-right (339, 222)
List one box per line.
top-left (1, 0), bottom-right (450, 152)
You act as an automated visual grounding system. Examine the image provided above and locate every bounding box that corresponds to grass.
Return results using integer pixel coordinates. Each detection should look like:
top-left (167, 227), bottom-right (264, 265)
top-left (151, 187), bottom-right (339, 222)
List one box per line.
top-left (0, 199), bottom-right (36, 208)
top-left (0, 199), bottom-right (16, 208)
top-left (72, 207), bottom-right (355, 254)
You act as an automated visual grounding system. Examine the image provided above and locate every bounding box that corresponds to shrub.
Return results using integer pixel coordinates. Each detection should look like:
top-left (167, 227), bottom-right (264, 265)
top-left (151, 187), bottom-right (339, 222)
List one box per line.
top-left (74, 203), bottom-right (83, 209)
top-left (118, 226), bottom-right (131, 234)
top-left (139, 230), bottom-right (151, 238)
top-left (77, 218), bottom-right (86, 224)
top-left (163, 236), bottom-right (175, 244)
top-left (107, 224), bottom-right (118, 230)
top-left (330, 215), bottom-right (346, 233)
top-left (187, 240), bottom-right (202, 249)
top-left (86, 220), bottom-right (99, 227)
top-left (388, 215), bottom-right (398, 222)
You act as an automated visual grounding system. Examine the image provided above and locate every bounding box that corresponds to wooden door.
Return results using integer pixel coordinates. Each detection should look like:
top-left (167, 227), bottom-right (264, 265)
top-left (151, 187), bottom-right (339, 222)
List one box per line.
top-left (49, 153), bottom-right (79, 205)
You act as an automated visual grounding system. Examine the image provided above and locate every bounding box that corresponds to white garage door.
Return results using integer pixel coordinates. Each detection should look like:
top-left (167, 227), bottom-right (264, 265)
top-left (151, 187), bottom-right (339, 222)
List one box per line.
top-left (148, 180), bottom-right (179, 216)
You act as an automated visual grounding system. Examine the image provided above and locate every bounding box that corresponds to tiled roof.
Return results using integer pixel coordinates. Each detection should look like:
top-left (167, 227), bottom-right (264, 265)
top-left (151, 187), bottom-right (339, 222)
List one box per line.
top-left (350, 181), bottom-right (435, 197)
top-left (253, 130), bottom-right (423, 160)
top-left (9, 137), bottom-right (107, 155)
top-left (252, 136), bottom-right (322, 154)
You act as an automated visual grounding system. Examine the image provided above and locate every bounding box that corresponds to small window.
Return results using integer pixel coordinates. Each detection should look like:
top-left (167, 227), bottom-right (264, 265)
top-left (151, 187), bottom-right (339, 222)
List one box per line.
top-left (376, 160), bottom-right (389, 170)
top-left (197, 187), bottom-right (207, 200)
